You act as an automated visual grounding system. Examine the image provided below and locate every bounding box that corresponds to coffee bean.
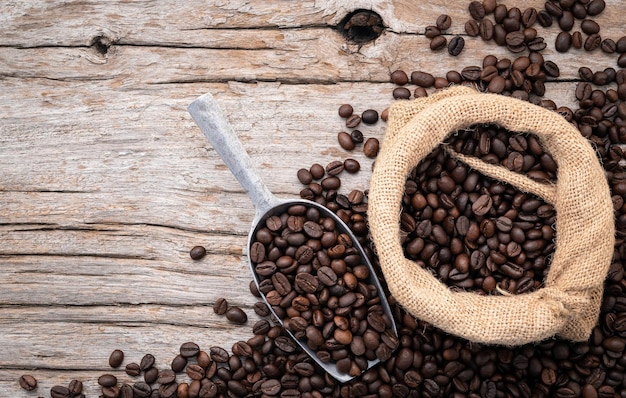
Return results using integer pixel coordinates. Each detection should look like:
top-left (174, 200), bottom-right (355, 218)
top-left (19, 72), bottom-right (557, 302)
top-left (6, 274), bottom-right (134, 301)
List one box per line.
top-left (393, 87), bottom-right (411, 100)
top-left (337, 104), bottom-right (353, 118)
top-left (50, 385), bottom-right (71, 398)
top-left (601, 38), bottom-right (616, 54)
top-left (390, 69), bottom-right (409, 85)
top-left (430, 35), bottom-right (447, 51)
top-left (125, 362), bottom-right (141, 377)
top-left (143, 367), bottom-right (158, 384)
top-left (472, 194), bottom-right (493, 216)
top-left (180, 341), bottom-right (200, 358)
top-left (226, 306), bottom-right (248, 324)
top-left (587, 0), bottom-right (606, 16)
top-left (436, 14), bottom-right (452, 30)
top-left (411, 71), bottom-right (435, 87)
top-left (585, 33), bottom-right (602, 51)
top-left (479, 19), bottom-right (494, 41)
top-left (581, 19), bottom-right (600, 35)
top-left (159, 383), bottom-right (178, 398)
top-left (98, 374), bottom-right (118, 388)
top-left (120, 384), bottom-right (134, 398)
top-left (213, 297), bottom-right (228, 315)
top-left (345, 114), bottom-right (361, 128)
top-left (448, 36), bottom-right (465, 56)
top-left (469, 1), bottom-right (486, 20)
top-left (363, 137), bottom-right (380, 158)
top-left (19, 374), bottom-right (37, 391)
top-left (424, 25), bottom-right (441, 39)
top-left (558, 11), bottom-right (574, 31)
top-left (465, 19), bottom-right (480, 36)
top-left (190, 245), bottom-right (207, 260)
top-left (107, 349), bottom-right (124, 369)
top-left (361, 109), bottom-right (378, 125)
top-left (572, 30), bottom-right (582, 48)
top-left (537, 10), bottom-right (553, 27)
top-left (132, 382), bottom-right (152, 398)
top-left (521, 8), bottom-right (537, 27)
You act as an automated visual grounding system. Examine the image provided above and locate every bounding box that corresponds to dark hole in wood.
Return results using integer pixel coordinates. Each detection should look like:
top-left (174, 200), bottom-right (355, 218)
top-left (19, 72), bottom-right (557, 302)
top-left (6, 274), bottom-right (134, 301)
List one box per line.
top-left (91, 36), bottom-right (111, 55)
top-left (337, 9), bottom-right (385, 44)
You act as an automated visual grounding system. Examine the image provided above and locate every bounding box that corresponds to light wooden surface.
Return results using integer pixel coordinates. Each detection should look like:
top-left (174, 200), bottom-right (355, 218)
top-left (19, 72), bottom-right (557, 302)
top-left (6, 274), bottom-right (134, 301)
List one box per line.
top-left (1, 1), bottom-right (624, 396)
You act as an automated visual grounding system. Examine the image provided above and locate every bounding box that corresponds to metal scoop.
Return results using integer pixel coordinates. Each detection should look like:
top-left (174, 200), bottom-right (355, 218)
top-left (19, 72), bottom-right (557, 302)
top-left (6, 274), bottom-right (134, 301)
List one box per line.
top-left (188, 93), bottom-right (397, 383)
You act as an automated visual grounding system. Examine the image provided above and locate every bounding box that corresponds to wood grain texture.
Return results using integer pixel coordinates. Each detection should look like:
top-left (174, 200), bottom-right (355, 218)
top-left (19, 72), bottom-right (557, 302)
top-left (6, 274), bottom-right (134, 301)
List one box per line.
top-left (1, 0), bottom-right (625, 396)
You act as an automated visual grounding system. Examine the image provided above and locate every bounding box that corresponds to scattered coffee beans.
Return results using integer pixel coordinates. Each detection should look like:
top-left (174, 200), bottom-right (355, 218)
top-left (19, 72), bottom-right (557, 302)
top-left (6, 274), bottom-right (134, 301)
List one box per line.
top-left (189, 245), bottom-right (206, 260)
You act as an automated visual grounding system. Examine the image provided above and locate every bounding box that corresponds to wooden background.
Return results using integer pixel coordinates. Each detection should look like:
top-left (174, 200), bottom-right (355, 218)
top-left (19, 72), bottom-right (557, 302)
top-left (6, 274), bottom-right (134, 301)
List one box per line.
top-left (1, 1), bottom-right (624, 396)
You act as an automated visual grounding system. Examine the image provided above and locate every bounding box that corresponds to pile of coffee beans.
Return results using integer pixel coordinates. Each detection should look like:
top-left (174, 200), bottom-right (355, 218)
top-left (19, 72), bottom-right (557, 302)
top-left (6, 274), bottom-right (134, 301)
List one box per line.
top-left (249, 203), bottom-right (398, 377)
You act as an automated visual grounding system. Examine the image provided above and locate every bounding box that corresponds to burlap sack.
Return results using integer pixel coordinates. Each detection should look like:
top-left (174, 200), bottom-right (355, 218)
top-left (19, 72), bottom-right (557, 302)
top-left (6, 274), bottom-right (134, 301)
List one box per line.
top-left (368, 86), bottom-right (615, 345)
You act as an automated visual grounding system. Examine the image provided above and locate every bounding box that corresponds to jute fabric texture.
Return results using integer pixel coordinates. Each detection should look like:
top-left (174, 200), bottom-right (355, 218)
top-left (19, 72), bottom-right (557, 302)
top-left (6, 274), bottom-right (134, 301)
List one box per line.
top-left (368, 86), bottom-right (615, 345)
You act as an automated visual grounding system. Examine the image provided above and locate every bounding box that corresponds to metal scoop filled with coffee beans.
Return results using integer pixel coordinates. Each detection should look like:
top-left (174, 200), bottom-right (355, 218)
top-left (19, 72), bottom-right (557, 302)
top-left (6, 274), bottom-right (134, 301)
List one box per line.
top-left (188, 93), bottom-right (398, 383)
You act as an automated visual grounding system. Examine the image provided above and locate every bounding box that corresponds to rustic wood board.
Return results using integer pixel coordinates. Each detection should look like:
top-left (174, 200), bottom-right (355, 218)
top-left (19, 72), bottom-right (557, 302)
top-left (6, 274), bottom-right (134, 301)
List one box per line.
top-left (0, 0), bottom-right (624, 396)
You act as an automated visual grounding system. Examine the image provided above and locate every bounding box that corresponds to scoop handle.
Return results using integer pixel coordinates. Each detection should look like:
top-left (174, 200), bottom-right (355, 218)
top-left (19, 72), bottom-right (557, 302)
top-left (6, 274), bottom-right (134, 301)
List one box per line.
top-left (188, 93), bottom-right (279, 215)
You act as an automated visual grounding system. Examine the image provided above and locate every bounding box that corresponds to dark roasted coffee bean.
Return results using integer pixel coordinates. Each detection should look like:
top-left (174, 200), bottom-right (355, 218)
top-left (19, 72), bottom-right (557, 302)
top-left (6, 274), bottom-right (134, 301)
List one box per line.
top-left (190, 245), bottom-right (207, 260)
top-left (363, 138), bottom-right (380, 158)
top-left (472, 194), bottom-right (493, 216)
top-left (430, 35), bottom-right (447, 51)
top-left (98, 374), bottom-right (118, 388)
top-left (361, 109), bottom-right (378, 125)
top-left (587, 0), bottom-right (605, 16)
top-left (180, 342), bottom-right (200, 358)
top-left (390, 69), bottom-right (409, 85)
top-left (143, 367), bottom-right (158, 384)
top-left (469, 1), bottom-right (486, 20)
top-left (157, 369), bottom-right (176, 385)
top-left (68, 379), bottom-right (83, 395)
top-left (537, 10), bottom-right (553, 27)
top-left (213, 298), bottom-right (228, 315)
top-left (393, 87), bottom-right (411, 100)
top-left (411, 71), bottom-right (435, 87)
top-left (140, 354), bottom-right (155, 371)
top-left (461, 66), bottom-right (482, 81)
top-left (601, 38), bottom-right (616, 54)
top-left (584, 33), bottom-right (602, 51)
top-left (198, 380), bottom-right (218, 398)
top-left (345, 114), bottom-right (361, 128)
top-left (465, 19), bottom-right (480, 36)
top-left (337, 131), bottom-right (355, 151)
top-left (338, 104), bottom-right (353, 118)
top-left (171, 354), bottom-right (187, 373)
top-left (522, 7), bottom-right (537, 27)
top-left (120, 384), bottom-right (134, 398)
top-left (424, 25), bottom-right (441, 39)
top-left (210, 346), bottom-right (229, 362)
top-left (581, 19), bottom-right (600, 34)
top-left (448, 36), bottom-right (465, 56)
top-left (125, 362), bottom-right (141, 377)
top-left (132, 382), bottom-right (152, 398)
top-left (109, 349), bottom-right (124, 368)
top-left (19, 375), bottom-right (37, 391)
top-left (50, 385), bottom-right (71, 398)
top-left (225, 306), bottom-right (248, 324)
top-left (617, 36), bottom-right (626, 53)
top-left (558, 11), bottom-right (574, 31)
top-left (436, 14), bottom-right (452, 30)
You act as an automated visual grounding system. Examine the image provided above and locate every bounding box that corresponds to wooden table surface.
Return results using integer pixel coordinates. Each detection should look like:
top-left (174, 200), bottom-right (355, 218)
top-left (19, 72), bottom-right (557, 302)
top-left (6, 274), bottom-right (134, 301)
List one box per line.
top-left (1, 1), bottom-right (624, 396)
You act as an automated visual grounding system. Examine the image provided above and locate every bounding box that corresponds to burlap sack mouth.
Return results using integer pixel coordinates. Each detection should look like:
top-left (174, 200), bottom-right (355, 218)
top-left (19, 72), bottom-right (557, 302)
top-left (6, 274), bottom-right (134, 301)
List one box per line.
top-left (368, 86), bottom-right (615, 346)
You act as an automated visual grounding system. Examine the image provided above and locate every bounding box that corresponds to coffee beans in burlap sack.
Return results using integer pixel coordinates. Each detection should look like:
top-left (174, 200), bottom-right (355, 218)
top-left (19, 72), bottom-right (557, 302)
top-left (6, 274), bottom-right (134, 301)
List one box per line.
top-left (368, 86), bottom-right (615, 345)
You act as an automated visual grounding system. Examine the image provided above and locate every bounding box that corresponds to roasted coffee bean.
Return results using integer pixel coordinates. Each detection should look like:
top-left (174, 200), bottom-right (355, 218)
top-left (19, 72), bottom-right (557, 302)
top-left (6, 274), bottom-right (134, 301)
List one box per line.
top-left (465, 19), bottom-right (480, 36)
top-left (480, 19), bottom-right (494, 41)
top-left (555, 31), bottom-right (572, 53)
top-left (558, 11), bottom-right (575, 31)
top-left (448, 36), bottom-right (465, 56)
top-left (424, 25), bottom-right (441, 39)
top-left (345, 114), bottom-right (361, 128)
top-left (180, 342), bottom-right (200, 358)
top-left (225, 306), bottom-right (248, 324)
top-left (411, 71), bottom-right (435, 87)
top-left (337, 104), bottom-right (353, 118)
top-left (363, 137), bottom-right (380, 158)
top-left (361, 109), bottom-right (378, 125)
top-left (390, 69), bottom-right (409, 85)
top-left (430, 35), bottom-right (447, 51)
top-left (213, 297), bottom-right (229, 315)
top-left (601, 38), bottom-right (616, 54)
top-left (587, 0), bottom-right (606, 16)
top-left (125, 362), bottom-right (141, 377)
top-left (337, 131), bottom-right (355, 151)
top-left (585, 33), bottom-right (602, 51)
top-left (393, 87), bottom-right (411, 100)
top-left (108, 349), bottom-right (124, 368)
top-left (143, 367), bottom-right (158, 384)
top-left (132, 382), bottom-right (152, 398)
top-left (19, 374), bottom-right (37, 391)
top-left (469, 1), bottom-right (486, 20)
top-left (50, 385), bottom-right (71, 398)
top-left (537, 10), bottom-right (553, 27)
top-left (436, 14), bottom-right (452, 30)
top-left (98, 374), bottom-right (118, 388)
top-left (190, 245), bottom-right (207, 260)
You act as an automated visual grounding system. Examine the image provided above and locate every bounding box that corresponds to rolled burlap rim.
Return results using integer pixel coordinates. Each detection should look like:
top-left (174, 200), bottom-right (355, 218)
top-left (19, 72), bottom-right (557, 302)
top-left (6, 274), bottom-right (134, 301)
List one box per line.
top-left (368, 86), bottom-right (615, 345)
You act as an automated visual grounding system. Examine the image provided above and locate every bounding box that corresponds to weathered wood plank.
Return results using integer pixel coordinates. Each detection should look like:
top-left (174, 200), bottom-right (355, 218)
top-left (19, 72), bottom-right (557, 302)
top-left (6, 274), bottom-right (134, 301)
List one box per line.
top-left (1, 29), bottom-right (622, 85)
top-left (1, 0), bottom-right (624, 47)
